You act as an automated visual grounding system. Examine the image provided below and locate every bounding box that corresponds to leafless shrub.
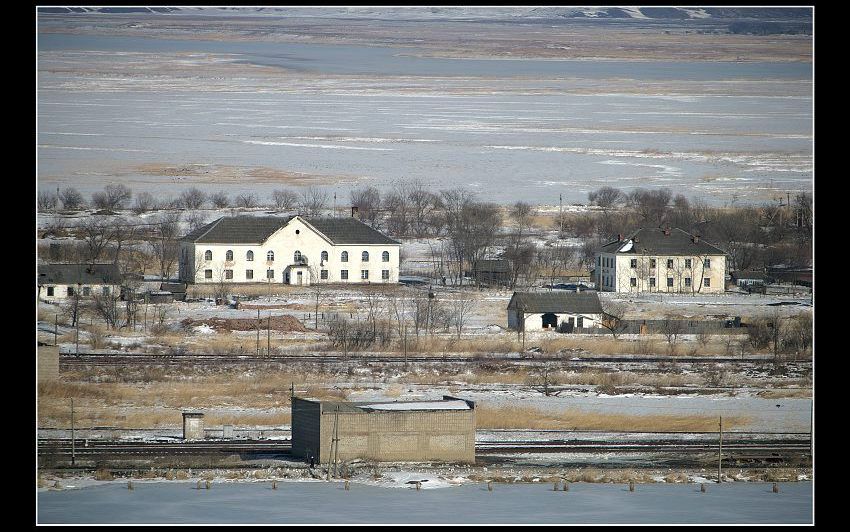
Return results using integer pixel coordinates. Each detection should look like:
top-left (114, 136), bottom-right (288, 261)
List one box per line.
top-left (235, 193), bottom-right (258, 209)
top-left (210, 191), bottom-right (230, 208)
top-left (92, 184), bottom-right (132, 210)
top-left (747, 318), bottom-right (771, 350)
top-left (38, 189), bottom-right (59, 211)
top-left (132, 191), bottom-right (156, 214)
top-left (703, 364), bottom-right (727, 387)
top-left (181, 187), bottom-right (207, 210)
top-left (59, 187), bottom-right (86, 210)
top-left (272, 189), bottom-right (299, 211)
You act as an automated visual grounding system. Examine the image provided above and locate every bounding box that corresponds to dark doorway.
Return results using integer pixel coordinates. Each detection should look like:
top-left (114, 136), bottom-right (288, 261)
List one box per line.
top-left (542, 313), bottom-right (558, 329)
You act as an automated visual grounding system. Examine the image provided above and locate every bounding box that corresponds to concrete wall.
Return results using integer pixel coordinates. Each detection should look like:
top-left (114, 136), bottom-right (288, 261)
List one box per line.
top-left (180, 217), bottom-right (400, 285)
top-left (508, 311), bottom-right (602, 332)
top-left (292, 399), bottom-right (475, 464)
top-left (183, 415), bottom-right (204, 440)
top-left (38, 283), bottom-right (118, 303)
top-left (37, 345), bottom-right (59, 382)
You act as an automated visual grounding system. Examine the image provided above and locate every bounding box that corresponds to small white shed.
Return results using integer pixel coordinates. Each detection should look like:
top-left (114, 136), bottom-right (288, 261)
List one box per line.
top-left (507, 291), bottom-right (603, 332)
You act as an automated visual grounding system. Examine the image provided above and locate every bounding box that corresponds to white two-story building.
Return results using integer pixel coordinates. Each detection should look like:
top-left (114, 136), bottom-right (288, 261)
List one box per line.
top-left (594, 227), bottom-right (726, 294)
top-left (178, 215), bottom-right (401, 286)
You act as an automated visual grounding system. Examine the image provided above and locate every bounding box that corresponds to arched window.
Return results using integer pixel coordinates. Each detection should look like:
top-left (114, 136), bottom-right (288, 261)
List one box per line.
top-left (267, 251), bottom-right (274, 262)
top-left (341, 251), bottom-right (348, 262)
top-left (226, 250), bottom-right (233, 261)
top-left (362, 251), bottom-right (369, 262)
top-left (321, 251), bottom-right (328, 262)
top-left (382, 251), bottom-right (390, 262)
top-left (204, 250), bottom-right (212, 261)
top-left (294, 250), bottom-right (302, 263)
top-left (247, 250), bottom-right (254, 262)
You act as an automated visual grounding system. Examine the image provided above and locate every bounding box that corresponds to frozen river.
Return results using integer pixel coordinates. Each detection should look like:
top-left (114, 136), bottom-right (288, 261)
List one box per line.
top-left (36, 31), bottom-right (812, 205)
top-left (38, 480), bottom-right (812, 524)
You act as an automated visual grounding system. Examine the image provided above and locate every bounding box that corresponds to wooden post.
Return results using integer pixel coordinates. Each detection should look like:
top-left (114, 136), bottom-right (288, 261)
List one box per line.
top-left (70, 398), bottom-right (75, 466)
top-left (332, 406), bottom-right (341, 478)
top-left (257, 309), bottom-right (261, 357)
top-left (267, 314), bottom-right (271, 357)
top-left (718, 415), bottom-right (723, 483)
top-left (272, 480), bottom-right (277, 490)
top-left (54, 314), bottom-right (58, 346)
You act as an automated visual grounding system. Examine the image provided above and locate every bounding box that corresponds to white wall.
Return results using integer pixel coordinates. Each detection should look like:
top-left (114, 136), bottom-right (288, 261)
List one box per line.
top-left (508, 310), bottom-right (602, 331)
top-left (180, 217), bottom-right (400, 285)
top-left (38, 283), bottom-right (118, 302)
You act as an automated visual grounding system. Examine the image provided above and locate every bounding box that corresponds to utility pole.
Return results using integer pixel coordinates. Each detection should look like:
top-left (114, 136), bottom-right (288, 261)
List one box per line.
top-left (75, 315), bottom-right (79, 356)
top-left (71, 399), bottom-right (76, 466)
top-left (256, 308), bottom-right (260, 358)
top-left (717, 415), bottom-right (722, 484)
top-left (315, 291), bottom-right (319, 331)
top-left (332, 406), bottom-right (341, 478)
top-left (267, 314), bottom-right (271, 357)
top-left (54, 314), bottom-right (58, 347)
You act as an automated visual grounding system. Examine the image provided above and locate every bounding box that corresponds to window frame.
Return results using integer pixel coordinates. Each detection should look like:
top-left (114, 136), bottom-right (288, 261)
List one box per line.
top-left (341, 251), bottom-right (348, 262)
top-left (340, 269), bottom-right (349, 280)
top-left (382, 251), bottom-right (390, 262)
top-left (204, 250), bottom-right (212, 261)
top-left (667, 277), bottom-right (674, 287)
top-left (225, 269), bottom-right (233, 280)
top-left (382, 269), bottom-right (389, 280)
top-left (361, 269), bottom-right (369, 280)
top-left (267, 251), bottom-right (274, 262)
top-left (362, 251), bottom-right (369, 262)
top-left (320, 269), bottom-right (328, 280)
top-left (246, 269), bottom-right (253, 280)
top-left (226, 250), bottom-right (233, 261)
top-left (247, 250), bottom-right (254, 262)
top-left (204, 269), bottom-right (213, 279)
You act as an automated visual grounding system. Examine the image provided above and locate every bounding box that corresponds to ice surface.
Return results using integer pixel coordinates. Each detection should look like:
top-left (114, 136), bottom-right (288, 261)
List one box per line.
top-left (37, 480), bottom-right (812, 524)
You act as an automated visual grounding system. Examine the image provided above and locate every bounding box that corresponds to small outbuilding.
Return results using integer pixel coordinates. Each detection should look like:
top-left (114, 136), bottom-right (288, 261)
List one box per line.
top-left (507, 290), bottom-right (603, 332)
top-left (37, 263), bottom-right (122, 302)
top-left (291, 396), bottom-right (475, 464)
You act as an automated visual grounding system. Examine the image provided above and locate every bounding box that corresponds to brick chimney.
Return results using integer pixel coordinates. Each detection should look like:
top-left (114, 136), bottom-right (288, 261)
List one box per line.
top-left (663, 227), bottom-right (670, 236)
top-left (351, 206), bottom-right (359, 218)
top-left (693, 234), bottom-right (700, 243)
top-left (617, 233), bottom-right (623, 242)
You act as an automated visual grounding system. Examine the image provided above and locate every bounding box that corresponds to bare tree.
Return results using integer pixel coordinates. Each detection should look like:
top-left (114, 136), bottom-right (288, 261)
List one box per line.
top-left (384, 182), bottom-right (412, 236)
top-left (297, 186), bottom-right (329, 216)
top-left (92, 184), bottom-right (133, 211)
top-left (59, 187), bottom-right (85, 210)
top-left (185, 211), bottom-right (208, 233)
top-left (538, 240), bottom-right (577, 289)
top-left (235, 193), bottom-right (258, 209)
top-left (408, 182), bottom-right (441, 238)
top-left (503, 201), bottom-right (536, 289)
top-left (449, 291), bottom-right (475, 339)
top-left (660, 316), bottom-right (684, 355)
top-left (272, 189), bottom-right (299, 211)
top-left (91, 290), bottom-right (121, 329)
top-left (628, 187), bottom-right (672, 224)
top-left (528, 364), bottom-right (559, 397)
top-left (148, 212), bottom-right (182, 279)
top-left (600, 299), bottom-right (629, 339)
top-left (210, 191), bottom-right (230, 208)
top-left (181, 187), bottom-right (207, 210)
top-left (588, 186), bottom-right (626, 210)
top-left (350, 186), bottom-right (382, 228)
top-left (132, 192), bottom-right (157, 214)
top-left (79, 218), bottom-right (115, 265)
top-left (38, 190), bottom-right (59, 211)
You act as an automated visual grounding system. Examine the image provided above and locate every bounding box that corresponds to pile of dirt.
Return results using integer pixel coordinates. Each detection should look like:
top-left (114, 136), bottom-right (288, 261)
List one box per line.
top-left (181, 315), bottom-right (309, 333)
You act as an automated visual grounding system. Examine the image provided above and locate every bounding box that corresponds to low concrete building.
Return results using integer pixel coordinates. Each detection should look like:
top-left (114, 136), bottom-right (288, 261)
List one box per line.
top-left (731, 270), bottom-right (774, 288)
top-left (37, 345), bottom-right (60, 383)
top-left (291, 396), bottom-right (475, 464)
top-left (37, 263), bottom-right (122, 303)
top-left (466, 259), bottom-right (510, 287)
top-left (507, 290), bottom-right (603, 332)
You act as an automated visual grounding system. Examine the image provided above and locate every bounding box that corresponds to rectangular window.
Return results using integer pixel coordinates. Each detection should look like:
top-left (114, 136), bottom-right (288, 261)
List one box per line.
top-left (685, 259), bottom-right (692, 269)
top-left (205, 269), bottom-right (213, 279)
top-left (630, 277), bottom-right (637, 287)
top-left (102, 286), bottom-right (110, 296)
top-left (321, 269), bottom-right (328, 280)
top-left (361, 270), bottom-right (369, 280)
top-left (649, 277), bottom-right (656, 288)
top-left (667, 277), bottom-right (674, 288)
top-left (577, 316), bottom-right (584, 328)
top-left (341, 270), bottom-right (349, 280)
top-left (47, 286), bottom-right (54, 296)
top-left (704, 277), bottom-right (711, 287)
top-left (704, 259), bottom-right (711, 269)
top-left (630, 259), bottom-right (637, 268)
top-left (225, 269), bottom-right (233, 280)
top-left (650, 259), bottom-right (656, 268)
top-left (267, 269), bottom-right (274, 279)
top-left (67, 287), bottom-right (74, 296)
top-left (667, 259), bottom-right (674, 269)
top-left (83, 286), bottom-right (91, 296)
top-left (685, 277), bottom-right (692, 287)
top-left (246, 270), bottom-right (253, 280)
top-left (382, 270), bottom-right (389, 280)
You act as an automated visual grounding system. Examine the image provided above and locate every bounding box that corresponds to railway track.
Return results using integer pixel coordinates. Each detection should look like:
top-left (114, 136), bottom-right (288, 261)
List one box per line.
top-left (37, 437), bottom-right (810, 456)
top-left (59, 352), bottom-right (797, 367)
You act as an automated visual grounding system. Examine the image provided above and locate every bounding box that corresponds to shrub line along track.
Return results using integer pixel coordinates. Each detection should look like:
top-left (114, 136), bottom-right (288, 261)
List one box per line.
top-left (59, 352), bottom-right (796, 367)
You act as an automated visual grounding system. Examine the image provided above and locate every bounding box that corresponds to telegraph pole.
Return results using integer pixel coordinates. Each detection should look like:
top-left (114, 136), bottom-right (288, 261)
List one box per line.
top-left (256, 308), bottom-right (260, 358)
top-left (54, 314), bottom-right (58, 346)
top-left (717, 416), bottom-right (723, 483)
top-left (71, 399), bottom-right (76, 466)
top-left (267, 314), bottom-right (271, 357)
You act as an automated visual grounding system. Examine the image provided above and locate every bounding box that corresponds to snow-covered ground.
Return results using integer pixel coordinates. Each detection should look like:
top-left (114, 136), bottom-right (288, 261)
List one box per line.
top-left (37, 480), bottom-right (813, 524)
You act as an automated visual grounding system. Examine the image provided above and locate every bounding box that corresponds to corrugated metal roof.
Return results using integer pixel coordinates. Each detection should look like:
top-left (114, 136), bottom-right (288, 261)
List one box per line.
top-left (301, 217), bottom-right (400, 245)
top-left (37, 263), bottom-right (122, 285)
top-left (507, 291), bottom-right (603, 314)
top-left (600, 227), bottom-right (726, 255)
